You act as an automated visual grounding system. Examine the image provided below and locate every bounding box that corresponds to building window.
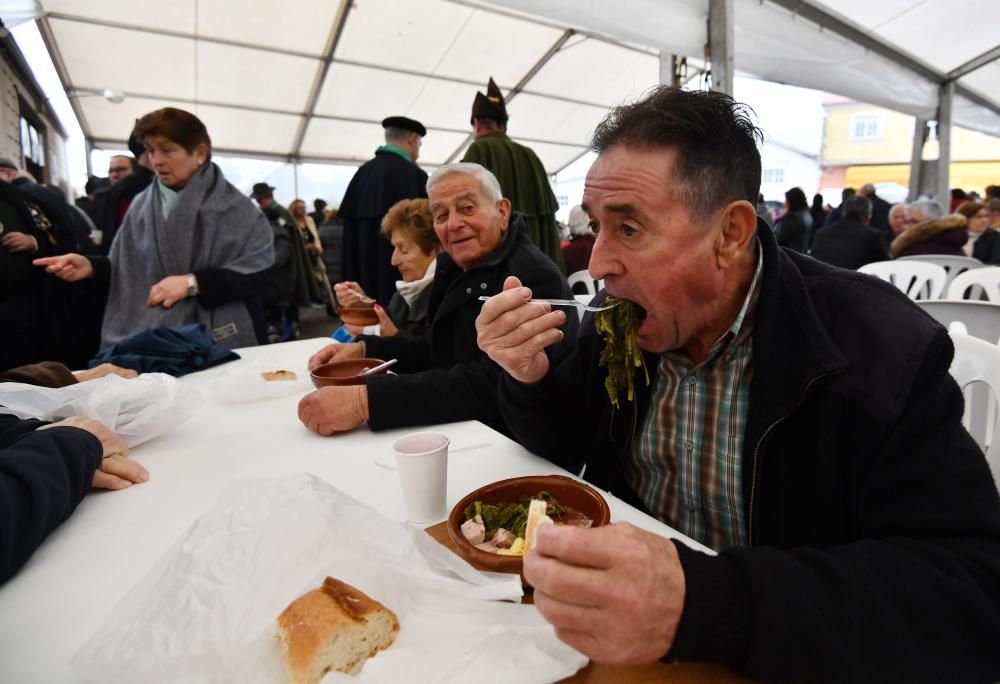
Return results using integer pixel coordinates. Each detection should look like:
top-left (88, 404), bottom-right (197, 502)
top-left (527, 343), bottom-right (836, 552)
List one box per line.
top-left (18, 98), bottom-right (46, 182)
top-left (851, 113), bottom-right (881, 141)
top-left (762, 168), bottom-right (784, 185)
top-left (556, 194), bottom-right (569, 207)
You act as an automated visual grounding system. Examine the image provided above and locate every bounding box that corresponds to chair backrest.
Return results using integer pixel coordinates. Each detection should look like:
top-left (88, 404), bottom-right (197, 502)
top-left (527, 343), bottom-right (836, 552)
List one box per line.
top-left (949, 331), bottom-right (1000, 490)
top-left (946, 266), bottom-right (1000, 302)
top-left (567, 270), bottom-right (596, 296)
top-left (897, 255), bottom-right (983, 292)
top-left (858, 260), bottom-right (947, 300)
top-left (917, 300), bottom-right (1000, 344)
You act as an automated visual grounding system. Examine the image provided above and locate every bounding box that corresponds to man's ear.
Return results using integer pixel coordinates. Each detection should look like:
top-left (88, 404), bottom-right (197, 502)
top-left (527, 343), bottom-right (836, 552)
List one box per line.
top-left (497, 198), bottom-right (512, 231)
top-left (715, 200), bottom-right (757, 268)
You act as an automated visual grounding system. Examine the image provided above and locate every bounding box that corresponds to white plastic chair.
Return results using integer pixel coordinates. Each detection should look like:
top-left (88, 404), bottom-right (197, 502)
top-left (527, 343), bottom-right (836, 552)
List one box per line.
top-left (917, 300), bottom-right (1000, 344)
top-left (945, 266), bottom-right (1000, 302)
top-left (567, 270), bottom-right (596, 296)
top-left (897, 255), bottom-right (983, 292)
top-left (858, 260), bottom-right (947, 300)
top-left (949, 331), bottom-right (1000, 490)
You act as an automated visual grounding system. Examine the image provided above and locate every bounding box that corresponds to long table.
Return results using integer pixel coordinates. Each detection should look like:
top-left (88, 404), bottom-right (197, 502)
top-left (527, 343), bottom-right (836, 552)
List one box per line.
top-left (0, 338), bottom-right (740, 683)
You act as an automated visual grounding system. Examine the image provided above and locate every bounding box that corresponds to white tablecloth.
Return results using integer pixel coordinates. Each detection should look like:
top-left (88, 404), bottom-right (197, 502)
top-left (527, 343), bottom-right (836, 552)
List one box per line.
top-left (0, 338), bottom-right (708, 682)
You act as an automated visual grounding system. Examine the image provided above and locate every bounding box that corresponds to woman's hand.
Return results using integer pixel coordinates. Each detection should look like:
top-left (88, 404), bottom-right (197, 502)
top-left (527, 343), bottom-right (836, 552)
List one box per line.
top-left (32, 253), bottom-right (94, 281)
top-left (333, 281), bottom-right (369, 307)
top-left (2, 232), bottom-right (38, 253)
top-left (374, 304), bottom-right (398, 336)
top-left (147, 275), bottom-right (190, 308)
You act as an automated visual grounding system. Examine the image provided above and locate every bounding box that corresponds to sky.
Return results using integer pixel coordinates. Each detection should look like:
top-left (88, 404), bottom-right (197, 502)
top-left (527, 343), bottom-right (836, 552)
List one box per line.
top-left (10, 17), bottom-right (826, 213)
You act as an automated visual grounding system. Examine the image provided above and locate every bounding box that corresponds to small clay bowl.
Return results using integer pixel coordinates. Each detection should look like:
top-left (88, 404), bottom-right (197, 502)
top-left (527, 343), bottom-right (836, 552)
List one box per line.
top-left (447, 475), bottom-right (611, 580)
top-left (339, 306), bottom-right (379, 327)
top-left (310, 358), bottom-right (388, 387)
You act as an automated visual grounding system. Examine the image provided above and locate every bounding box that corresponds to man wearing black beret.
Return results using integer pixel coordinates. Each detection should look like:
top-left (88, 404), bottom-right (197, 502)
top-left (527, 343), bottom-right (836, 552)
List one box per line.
top-left (339, 116), bottom-right (428, 306)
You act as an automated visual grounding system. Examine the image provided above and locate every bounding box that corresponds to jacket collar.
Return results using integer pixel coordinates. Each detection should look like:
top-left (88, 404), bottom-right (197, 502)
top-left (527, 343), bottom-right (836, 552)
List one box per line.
top-left (748, 220), bottom-right (849, 430)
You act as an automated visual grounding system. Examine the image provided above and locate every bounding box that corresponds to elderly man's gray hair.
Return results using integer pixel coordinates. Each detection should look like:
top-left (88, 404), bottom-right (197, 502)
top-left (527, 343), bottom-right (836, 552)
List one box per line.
top-left (906, 199), bottom-right (944, 221)
top-left (426, 162), bottom-right (502, 202)
top-left (384, 126), bottom-right (412, 145)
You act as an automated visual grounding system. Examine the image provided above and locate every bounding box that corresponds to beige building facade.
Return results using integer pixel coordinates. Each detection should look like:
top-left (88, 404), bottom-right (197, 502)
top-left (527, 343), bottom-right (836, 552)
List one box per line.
top-left (820, 94), bottom-right (1000, 198)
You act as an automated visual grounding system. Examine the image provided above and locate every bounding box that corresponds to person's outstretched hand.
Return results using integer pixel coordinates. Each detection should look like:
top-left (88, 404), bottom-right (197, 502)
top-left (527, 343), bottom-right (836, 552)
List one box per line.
top-left (33, 253), bottom-right (94, 282)
top-left (38, 417), bottom-right (149, 490)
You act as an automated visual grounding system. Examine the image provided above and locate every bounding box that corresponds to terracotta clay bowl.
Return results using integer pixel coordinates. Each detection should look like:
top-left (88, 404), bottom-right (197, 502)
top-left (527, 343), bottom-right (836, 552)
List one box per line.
top-left (446, 475), bottom-right (611, 579)
top-left (339, 306), bottom-right (379, 327)
top-left (310, 358), bottom-right (388, 387)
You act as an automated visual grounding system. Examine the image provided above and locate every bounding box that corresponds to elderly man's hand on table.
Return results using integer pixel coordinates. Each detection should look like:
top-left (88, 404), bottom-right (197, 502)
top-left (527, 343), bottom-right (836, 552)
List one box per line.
top-left (476, 275), bottom-right (568, 385)
top-left (307, 342), bottom-right (363, 371)
top-left (298, 385), bottom-right (369, 436)
top-left (37, 416), bottom-right (149, 490)
top-left (525, 522), bottom-right (685, 667)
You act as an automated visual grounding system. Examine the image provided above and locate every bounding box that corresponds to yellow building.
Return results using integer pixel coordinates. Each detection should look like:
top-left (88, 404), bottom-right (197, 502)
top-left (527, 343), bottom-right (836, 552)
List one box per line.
top-left (821, 95), bottom-right (1000, 196)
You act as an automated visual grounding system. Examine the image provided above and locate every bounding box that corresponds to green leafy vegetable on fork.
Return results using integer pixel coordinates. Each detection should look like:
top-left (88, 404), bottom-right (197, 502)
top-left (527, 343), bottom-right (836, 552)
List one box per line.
top-left (594, 297), bottom-right (650, 407)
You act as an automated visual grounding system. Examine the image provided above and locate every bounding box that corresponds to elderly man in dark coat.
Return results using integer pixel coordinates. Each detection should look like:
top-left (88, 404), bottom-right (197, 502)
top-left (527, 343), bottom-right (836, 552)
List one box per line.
top-left (809, 195), bottom-right (889, 270)
top-left (339, 116), bottom-right (427, 306)
top-left (462, 78), bottom-right (565, 273)
top-left (298, 162), bottom-right (577, 438)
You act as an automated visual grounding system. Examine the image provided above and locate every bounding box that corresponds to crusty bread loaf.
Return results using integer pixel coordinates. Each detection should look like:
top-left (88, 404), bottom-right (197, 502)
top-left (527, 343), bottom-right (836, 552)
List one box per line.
top-left (276, 577), bottom-right (399, 683)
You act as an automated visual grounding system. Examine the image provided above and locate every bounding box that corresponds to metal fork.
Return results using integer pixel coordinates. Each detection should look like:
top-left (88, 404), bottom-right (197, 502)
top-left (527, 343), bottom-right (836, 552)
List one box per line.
top-left (477, 295), bottom-right (620, 313)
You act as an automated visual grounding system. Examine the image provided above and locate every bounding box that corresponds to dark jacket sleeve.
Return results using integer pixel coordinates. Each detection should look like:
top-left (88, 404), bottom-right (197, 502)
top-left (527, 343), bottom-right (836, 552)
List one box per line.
top-left (0, 415), bottom-right (102, 585)
top-left (973, 229), bottom-right (1000, 265)
top-left (669, 330), bottom-right (1000, 682)
top-left (365, 260), bottom-right (577, 435)
top-left (194, 268), bottom-right (270, 308)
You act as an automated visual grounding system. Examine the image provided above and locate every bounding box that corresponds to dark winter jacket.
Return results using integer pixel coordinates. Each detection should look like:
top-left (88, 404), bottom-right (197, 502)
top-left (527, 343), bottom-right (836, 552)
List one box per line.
top-left (362, 213), bottom-right (577, 435)
top-left (809, 217), bottom-right (889, 270)
top-left (773, 208), bottom-right (813, 252)
top-left (498, 220), bottom-right (1000, 682)
top-left (0, 414), bottom-right (102, 585)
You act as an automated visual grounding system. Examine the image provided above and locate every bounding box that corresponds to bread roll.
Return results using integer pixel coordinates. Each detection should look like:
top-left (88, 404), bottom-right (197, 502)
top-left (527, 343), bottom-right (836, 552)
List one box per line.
top-left (276, 577), bottom-right (399, 683)
top-left (524, 498), bottom-right (553, 553)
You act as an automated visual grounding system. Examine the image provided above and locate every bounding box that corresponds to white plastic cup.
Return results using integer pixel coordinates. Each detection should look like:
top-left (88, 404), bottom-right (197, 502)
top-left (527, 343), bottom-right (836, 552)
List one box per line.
top-left (392, 431), bottom-right (450, 523)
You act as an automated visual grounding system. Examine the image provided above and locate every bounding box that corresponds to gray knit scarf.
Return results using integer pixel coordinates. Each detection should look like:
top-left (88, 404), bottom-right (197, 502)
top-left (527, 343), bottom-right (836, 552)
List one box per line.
top-left (101, 162), bottom-right (274, 349)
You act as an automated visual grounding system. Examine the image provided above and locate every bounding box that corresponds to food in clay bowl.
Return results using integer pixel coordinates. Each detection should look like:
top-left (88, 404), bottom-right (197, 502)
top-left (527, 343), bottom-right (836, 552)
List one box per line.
top-left (446, 475), bottom-right (611, 581)
top-left (310, 358), bottom-right (388, 387)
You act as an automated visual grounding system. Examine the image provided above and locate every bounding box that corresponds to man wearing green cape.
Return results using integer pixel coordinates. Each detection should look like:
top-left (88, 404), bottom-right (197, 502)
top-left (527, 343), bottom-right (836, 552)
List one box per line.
top-left (462, 78), bottom-right (565, 274)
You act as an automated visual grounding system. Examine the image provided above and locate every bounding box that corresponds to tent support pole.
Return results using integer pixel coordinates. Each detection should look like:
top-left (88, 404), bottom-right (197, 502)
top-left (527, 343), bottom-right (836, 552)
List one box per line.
top-left (908, 118), bottom-right (925, 202)
top-left (708, 0), bottom-right (733, 95)
top-left (936, 83), bottom-right (954, 210)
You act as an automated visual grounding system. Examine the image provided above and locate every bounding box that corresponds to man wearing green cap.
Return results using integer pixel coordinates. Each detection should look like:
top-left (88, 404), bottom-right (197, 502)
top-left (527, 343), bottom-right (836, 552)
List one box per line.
top-left (462, 78), bottom-right (565, 274)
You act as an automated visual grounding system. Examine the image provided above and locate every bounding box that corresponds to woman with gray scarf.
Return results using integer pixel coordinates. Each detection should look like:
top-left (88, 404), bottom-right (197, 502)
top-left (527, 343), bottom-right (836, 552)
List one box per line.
top-left (34, 108), bottom-right (274, 349)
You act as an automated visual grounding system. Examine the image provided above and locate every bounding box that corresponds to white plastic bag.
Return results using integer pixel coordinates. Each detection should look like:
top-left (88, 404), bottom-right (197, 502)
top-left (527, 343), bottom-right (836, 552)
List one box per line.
top-left (0, 373), bottom-right (200, 447)
top-left (71, 475), bottom-right (588, 684)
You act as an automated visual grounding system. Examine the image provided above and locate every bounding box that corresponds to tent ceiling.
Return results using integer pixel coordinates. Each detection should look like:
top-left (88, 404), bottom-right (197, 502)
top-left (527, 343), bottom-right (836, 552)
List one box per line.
top-left (31, 0), bottom-right (1000, 172)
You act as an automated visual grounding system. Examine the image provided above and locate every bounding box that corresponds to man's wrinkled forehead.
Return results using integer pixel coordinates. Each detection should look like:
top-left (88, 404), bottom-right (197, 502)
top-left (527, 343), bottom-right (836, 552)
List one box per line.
top-left (429, 174), bottom-right (485, 211)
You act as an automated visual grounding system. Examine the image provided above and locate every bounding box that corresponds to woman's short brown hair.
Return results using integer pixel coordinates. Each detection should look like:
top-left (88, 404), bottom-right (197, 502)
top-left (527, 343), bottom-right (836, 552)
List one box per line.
top-left (381, 198), bottom-right (439, 255)
top-left (957, 201), bottom-right (985, 219)
top-left (133, 107), bottom-right (212, 160)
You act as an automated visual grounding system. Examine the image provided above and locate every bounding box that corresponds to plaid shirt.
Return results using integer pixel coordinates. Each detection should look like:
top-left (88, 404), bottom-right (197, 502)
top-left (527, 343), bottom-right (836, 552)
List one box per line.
top-left (624, 249), bottom-right (763, 551)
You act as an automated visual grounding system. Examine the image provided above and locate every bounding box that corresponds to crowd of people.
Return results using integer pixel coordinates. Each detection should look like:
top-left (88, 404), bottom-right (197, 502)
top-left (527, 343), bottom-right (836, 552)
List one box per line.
top-left (760, 180), bottom-right (1000, 270)
top-left (2, 81), bottom-right (1000, 682)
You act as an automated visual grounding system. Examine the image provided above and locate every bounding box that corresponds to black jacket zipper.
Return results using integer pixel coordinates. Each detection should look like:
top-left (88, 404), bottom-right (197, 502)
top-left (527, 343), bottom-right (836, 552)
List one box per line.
top-left (748, 369), bottom-right (842, 546)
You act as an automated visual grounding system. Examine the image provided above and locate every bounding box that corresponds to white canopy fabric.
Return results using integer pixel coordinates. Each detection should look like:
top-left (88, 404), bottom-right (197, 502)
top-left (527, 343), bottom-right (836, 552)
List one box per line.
top-left (23, 0), bottom-right (1000, 172)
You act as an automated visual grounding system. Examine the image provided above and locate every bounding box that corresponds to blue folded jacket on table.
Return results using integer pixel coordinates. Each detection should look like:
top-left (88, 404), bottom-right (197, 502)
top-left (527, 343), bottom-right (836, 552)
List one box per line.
top-left (89, 324), bottom-right (241, 376)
